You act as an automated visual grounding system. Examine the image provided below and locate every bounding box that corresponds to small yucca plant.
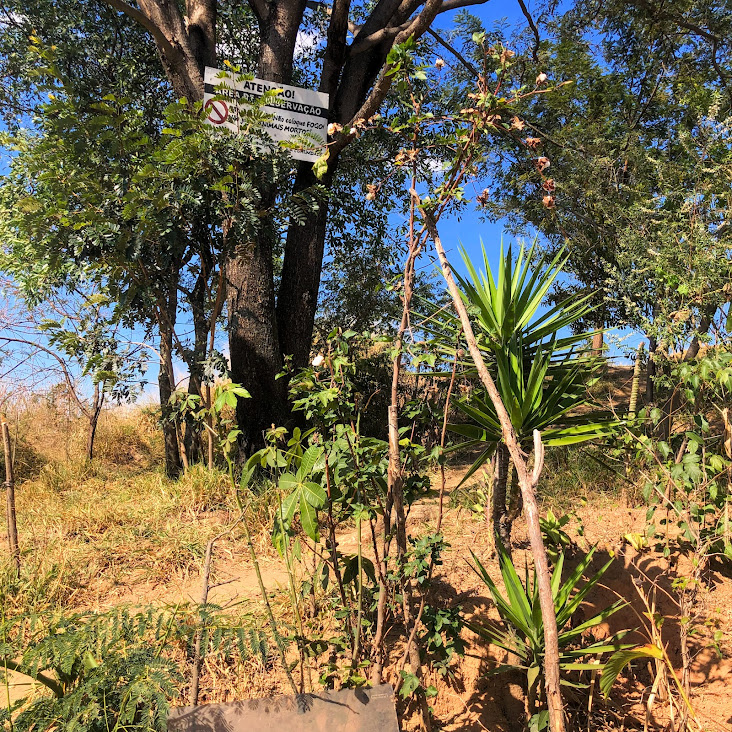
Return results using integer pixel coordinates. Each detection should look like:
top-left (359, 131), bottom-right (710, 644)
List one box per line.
top-left (424, 240), bottom-right (619, 545)
top-left (467, 543), bottom-right (629, 722)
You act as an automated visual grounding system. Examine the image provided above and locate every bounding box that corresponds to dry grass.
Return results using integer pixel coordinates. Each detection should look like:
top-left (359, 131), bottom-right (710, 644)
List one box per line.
top-left (0, 406), bottom-right (281, 616)
top-left (1, 398), bottom-right (164, 479)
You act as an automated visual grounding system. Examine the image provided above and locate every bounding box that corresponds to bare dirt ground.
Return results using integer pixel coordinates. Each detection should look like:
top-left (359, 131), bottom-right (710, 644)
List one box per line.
top-left (398, 468), bottom-right (732, 731)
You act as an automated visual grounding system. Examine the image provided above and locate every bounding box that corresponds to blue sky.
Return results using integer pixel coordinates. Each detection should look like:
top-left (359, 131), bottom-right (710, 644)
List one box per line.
top-left (437, 0), bottom-right (525, 268)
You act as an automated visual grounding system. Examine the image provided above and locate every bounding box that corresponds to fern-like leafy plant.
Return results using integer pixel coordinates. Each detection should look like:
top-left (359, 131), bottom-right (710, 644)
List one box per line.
top-left (0, 605), bottom-right (272, 731)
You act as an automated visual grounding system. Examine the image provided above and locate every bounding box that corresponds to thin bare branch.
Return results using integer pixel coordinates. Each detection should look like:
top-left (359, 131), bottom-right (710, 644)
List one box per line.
top-left (426, 27), bottom-right (479, 76)
top-left (0, 336), bottom-right (90, 418)
top-left (516, 0), bottom-right (541, 62)
top-left (422, 207), bottom-right (567, 732)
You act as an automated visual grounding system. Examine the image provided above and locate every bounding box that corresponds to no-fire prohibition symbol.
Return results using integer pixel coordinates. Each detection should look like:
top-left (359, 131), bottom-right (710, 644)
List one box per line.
top-left (205, 98), bottom-right (229, 125)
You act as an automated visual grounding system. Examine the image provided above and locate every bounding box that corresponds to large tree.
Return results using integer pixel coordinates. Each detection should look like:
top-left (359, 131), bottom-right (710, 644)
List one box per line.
top-left (465, 0), bottom-right (732, 344)
top-left (94, 0), bottom-right (490, 452)
top-left (0, 0), bottom-right (454, 464)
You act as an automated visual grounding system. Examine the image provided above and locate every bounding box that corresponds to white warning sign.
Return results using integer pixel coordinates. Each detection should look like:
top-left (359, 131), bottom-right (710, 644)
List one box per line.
top-left (203, 67), bottom-right (329, 162)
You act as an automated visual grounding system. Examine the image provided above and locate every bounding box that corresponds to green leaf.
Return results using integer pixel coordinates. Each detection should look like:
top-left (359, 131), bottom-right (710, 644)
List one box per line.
top-left (82, 650), bottom-right (101, 670)
top-left (279, 491), bottom-right (299, 524)
top-left (399, 671), bottom-right (420, 699)
top-left (526, 664), bottom-right (541, 697)
top-left (312, 150), bottom-right (329, 180)
top-left (529, 710), bottom-right (549, 732)
top-left (299, 495), bottom-right (319, 542)
top-left (600, 645), bottom-right (663, 698)
top-left (298, 445), bottom-right (324, 479)
top-left (278, 472), bottom-right (299, 492)
top-left (302, 481), bottom-right (326, 508)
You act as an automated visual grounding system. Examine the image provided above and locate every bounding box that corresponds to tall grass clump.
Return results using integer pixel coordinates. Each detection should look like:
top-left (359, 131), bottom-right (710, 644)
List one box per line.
top-left (539, 445), bottom-right (622, 509)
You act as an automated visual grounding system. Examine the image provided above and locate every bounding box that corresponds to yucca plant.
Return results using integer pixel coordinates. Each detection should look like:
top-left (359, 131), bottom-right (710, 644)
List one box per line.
top-left (425, 241), bottom-right (618, 544)
top-left (468, 543), bottom-right (629, 722)
top-left (455, 240), bottom-right (593, 354)
top-left (420, 240), bottom-right (593, 368)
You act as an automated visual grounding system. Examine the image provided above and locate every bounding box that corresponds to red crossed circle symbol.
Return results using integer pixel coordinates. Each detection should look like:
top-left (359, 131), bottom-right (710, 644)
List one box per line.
top-left (205, 99), bottom-right (229, 125)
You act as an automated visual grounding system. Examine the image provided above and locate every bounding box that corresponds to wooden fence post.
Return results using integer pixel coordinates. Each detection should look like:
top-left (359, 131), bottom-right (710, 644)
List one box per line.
top-left (2, 414), bottom-right (20, 575)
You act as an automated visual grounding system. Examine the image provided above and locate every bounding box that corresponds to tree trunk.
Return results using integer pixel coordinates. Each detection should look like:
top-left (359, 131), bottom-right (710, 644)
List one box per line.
top-left (659, 305), bottom-right (716, 440)
top-left (684, 306), bottom-right (715, 361)
top-left (227, 233), bottom-right (287, 455)
top-left (591, 330), bottom-right (604, 358)
top-left (505, 461), bottom-right (522, 541)
top-left (86, 382), bottom-right (104, 462)
top-left (2, 416), bottom-right (20, 575)
top-left (184, 265), bottom-right (210, 463)
top-left (274, 0), bottom-right (421, 372)
top-left (388, 406), bottom-right (408, 557)
top-left (276, 164), bottom-right (332, 367)
top-left (106, 0), bottom-right (466, 459)
top-left (222, 0), bottom-right (308, 453)
top-left (628, 342), bottom-right (644, 419)
top-left (159, 318), bottom-right (182, 478)
top-left (255, 1), bottom-right (308, 83)
top-left (646, 304), bottom-right (660, 405)
top-left (136, 0), bottom-right (212, 101)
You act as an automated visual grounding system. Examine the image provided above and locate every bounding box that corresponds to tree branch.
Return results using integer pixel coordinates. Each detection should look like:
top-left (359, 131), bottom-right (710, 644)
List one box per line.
top-left (350, 0), bottom-right (487, 56)
top-left (0, 337), bottom-right (90, 418)
top-left (330, 0), bottom-right (450, 157)
top-left (1, 659), bottom-right (64, 698)
top-left (426, 27), bottom-right (479, 77)
top-left (710, 36), bottom-right (730, 97)
top-left (516, 0), bottom-right (540, 62)
top-left (247, 0), bottom-right (268, 24)
top-left (349, 17), bottom-right (411, 55)
top-left (629, 68), bottom-right (665, 130)
top-left (673, 17), bottom-right (721, 43)
top-left (188, 516), bottom-right (244, 706)
top-left (358, 0), bottom-right (410, 39)
top-left (320, 0), bottom-right (352, 97)
top-left (101, 0), bottom-right (181, 62)
top-left (625, 0), bottom-right (729, 92)
top-left (437, 0), bottom-right (488, 12)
